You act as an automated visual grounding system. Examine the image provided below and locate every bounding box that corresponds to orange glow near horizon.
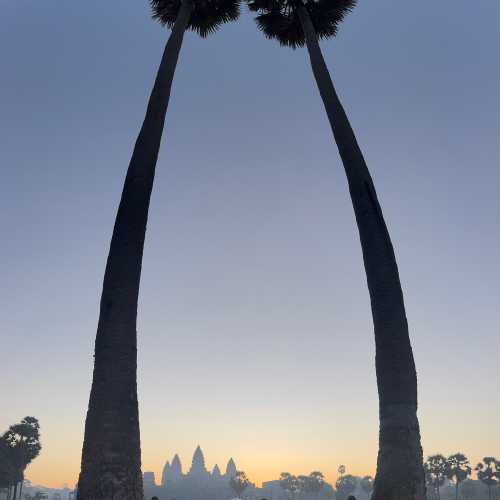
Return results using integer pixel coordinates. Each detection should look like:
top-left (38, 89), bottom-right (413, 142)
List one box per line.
top-left (11, 366), bottom-right (500, 491)
top-left (25, 449), bottom-right (377, 490)
top-left (22, 433), bottom-right (496, 490)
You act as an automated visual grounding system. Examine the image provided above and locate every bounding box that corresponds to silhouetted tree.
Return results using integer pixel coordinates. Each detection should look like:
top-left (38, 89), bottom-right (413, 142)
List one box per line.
top-left (1, 417), bottom-right (41, 500)
top-left (425, 455), bottom-right (448, 500)
top-left (280, 473), bottom-right (300, 499)
top-left (360, 476), bottom-right (373, 500)
top-left (424, 475), bottom-right (436, 500)
top-left (0, 436), bottom-right (16, 496)
top-left (230, 471), bottom-right (251, 498)
top-left (336, 475), bottom-right (358, 500)
top-left (298, 472), bottom-right (325, 500)
top-left (77, 0), bottom-right (239, 498)
top-left (476, 458), bottom-right (500, 500)
top-left (297, 476), bottom-right (309, 495)
top-left (446, 454), bottom-right (471, 500)
top-left (246, 1), bottom-right (425, 499)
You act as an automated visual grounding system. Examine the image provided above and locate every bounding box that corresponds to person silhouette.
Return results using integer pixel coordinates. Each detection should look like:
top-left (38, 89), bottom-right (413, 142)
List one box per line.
top-left (347, 496), bottom-right (357, 500)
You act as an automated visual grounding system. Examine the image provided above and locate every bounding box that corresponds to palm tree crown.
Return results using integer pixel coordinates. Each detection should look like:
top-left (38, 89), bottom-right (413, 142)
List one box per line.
top-left (247, 0), bottom-right (356, 48)
top-left (151, 0), bottom-right (240, 37)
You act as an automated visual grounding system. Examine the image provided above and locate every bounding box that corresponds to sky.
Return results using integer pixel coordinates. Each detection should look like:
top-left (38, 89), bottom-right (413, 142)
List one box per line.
top-left (1, 0), bottom-right (499, 490)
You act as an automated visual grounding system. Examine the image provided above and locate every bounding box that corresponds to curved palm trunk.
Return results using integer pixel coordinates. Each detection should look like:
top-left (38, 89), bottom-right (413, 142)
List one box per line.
top-left (296, 7), bottom-right (426, 500)
top-left (77, 2), bottom-right (193, 499)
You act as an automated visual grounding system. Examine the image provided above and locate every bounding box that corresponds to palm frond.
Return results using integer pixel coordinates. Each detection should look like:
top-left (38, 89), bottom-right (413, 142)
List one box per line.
top-left (151, 0), bottom-right (240, 38)
top-left (248, 0), bottom-right (356, 49)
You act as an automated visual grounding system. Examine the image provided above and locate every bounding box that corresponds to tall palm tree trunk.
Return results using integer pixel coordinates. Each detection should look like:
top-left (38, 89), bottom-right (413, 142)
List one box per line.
top-left (77, 1), bottom-right (193, 498)
top-left (296, 6), bottom-right (426, 500)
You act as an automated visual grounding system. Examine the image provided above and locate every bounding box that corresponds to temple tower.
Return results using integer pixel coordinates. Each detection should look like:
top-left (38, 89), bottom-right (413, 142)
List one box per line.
top-left (171, 454), bottom-right (183, 477)
top-left (189, 446), bottom-right (209, 478)
top-left (161, 461), bottom-right (170, 486)
top-left (162, 454), bottom-right (183, 485)
top-left (212, 464), bottom-right (222, 479)
top-left (225, 458), bottom-right (237, 478)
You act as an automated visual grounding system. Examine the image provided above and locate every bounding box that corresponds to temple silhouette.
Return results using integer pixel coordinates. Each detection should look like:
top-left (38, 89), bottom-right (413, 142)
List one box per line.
top-left (142, 445), bottom-right (337, 500)
top-left (143, 446), bottom-right (242, 500)
top-left (161, 445), bottom-right (238, 485)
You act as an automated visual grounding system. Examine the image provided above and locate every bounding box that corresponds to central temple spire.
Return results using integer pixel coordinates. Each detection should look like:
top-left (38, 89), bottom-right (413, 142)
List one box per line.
top-left (189, 445), bottom-right (208, 477)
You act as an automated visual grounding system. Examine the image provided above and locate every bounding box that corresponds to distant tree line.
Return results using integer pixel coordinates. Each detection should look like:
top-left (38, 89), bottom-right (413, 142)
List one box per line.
top-left (279, 471), bottom-right (327, 500)
top-left (274, 458), bottom-right (499, 500)
top-left (277, 467), bottom-right (374, 500)
top-left (0, 417), bottom-right (41, 500)
top-left (425, 454), bottom-right (500, 500)
top-left (22, 493), bottom-right (48, 500)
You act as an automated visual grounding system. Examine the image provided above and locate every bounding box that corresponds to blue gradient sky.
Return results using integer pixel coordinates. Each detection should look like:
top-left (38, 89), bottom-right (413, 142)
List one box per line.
top-left (1, 0), bottom-right (499, 489)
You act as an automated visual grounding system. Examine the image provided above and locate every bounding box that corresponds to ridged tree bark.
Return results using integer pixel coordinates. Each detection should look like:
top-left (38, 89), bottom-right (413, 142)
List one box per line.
top-left (296, 6), bottom-right (426, 500)
top-left (77, 1), bottom-right (194, 498)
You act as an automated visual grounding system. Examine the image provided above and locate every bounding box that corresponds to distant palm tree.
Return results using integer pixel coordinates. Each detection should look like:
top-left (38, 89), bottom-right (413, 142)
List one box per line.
top-left (424, 455), bottom-right (448, 500)
top-left (335, 474), bottom-right (358, 500)
top-left (246, 1), bottom-right (425, 499)
top-left (77, 0), bottom-right (239, 498)
top-left (446, 453), bottom-right (471, 500)
top-left (476, 458), bottom-right (500, 500)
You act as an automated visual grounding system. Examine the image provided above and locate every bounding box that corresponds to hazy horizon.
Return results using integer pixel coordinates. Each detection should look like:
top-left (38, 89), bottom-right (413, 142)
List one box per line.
top-left (1, 0), bottom-right (499, 491)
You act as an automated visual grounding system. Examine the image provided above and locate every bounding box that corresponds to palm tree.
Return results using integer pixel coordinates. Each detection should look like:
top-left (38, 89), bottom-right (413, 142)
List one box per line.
top-left (77, 0), bottom-right (239, 498)
top-left (476, 458), bottom-right (500, 500)
top-left (446, 453), bottom-right (471, 500)
top-left (424, 455), bottom-right (448, 500)
top-left (335, 474), bottom-right (358, 500)
top-left (246, 1), bottom-right (425, 499)
top-left (2, 418), bottom-right (41, 500)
